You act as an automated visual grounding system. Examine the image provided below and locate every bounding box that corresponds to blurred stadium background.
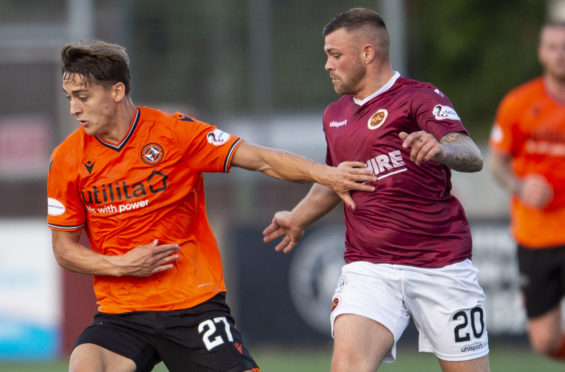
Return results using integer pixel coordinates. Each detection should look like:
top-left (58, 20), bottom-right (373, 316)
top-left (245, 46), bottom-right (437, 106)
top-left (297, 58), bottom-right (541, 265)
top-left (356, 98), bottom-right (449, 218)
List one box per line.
top-left (1, 0), bottom-right (565, 370)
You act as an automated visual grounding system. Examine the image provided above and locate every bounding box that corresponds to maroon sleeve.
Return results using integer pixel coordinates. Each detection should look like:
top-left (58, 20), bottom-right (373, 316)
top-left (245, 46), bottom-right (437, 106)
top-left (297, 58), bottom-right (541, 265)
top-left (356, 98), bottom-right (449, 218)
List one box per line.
top-left (411, 86), bottom-right (469, 140)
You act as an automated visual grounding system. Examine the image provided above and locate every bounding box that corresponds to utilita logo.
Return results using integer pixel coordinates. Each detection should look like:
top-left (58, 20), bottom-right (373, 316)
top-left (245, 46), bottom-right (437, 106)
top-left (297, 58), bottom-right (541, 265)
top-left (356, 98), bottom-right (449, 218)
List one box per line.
top-left (81, 170), bottom-right (168, 205)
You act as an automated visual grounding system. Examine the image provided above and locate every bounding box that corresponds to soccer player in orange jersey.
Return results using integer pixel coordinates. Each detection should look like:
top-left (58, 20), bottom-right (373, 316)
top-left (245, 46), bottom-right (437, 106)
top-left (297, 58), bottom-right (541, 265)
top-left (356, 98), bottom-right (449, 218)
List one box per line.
top-left (47, 40), bottom-right (376, 372)
top-left (490, 22), bottom-right (565, 361)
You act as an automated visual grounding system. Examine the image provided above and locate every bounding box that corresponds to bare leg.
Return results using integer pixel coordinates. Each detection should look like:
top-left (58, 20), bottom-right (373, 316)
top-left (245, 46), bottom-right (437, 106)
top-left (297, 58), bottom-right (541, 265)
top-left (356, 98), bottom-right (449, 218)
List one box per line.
top-left (69, 343), bottom-right (136, 372)
top-left (438, 355), bottom-right (490, 372)
top-left (331, 314), bottom-right (395, 372)
top-left (527, 305), bottom-right (563, 356)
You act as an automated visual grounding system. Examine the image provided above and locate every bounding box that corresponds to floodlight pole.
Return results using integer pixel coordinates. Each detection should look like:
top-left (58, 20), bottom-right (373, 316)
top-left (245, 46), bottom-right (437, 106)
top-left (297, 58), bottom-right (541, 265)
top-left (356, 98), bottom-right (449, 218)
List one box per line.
top-left (68, 0), bottom-right (94, 40)
top-left (379, 0), bottom-right (407, 75)
top-left (548, 0), bottom-right (565, 20)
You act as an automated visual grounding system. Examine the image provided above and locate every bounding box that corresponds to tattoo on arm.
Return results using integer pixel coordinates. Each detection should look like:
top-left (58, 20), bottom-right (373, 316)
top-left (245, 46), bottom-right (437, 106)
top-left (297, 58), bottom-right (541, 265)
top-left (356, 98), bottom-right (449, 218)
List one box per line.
top-left (439, 132), bottom-right (483, 172)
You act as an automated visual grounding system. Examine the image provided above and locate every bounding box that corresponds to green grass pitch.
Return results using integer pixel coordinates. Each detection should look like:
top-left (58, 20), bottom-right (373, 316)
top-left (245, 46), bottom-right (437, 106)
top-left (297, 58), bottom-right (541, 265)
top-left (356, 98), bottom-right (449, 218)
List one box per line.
top-left (0, 342), bottom-right (563, 371)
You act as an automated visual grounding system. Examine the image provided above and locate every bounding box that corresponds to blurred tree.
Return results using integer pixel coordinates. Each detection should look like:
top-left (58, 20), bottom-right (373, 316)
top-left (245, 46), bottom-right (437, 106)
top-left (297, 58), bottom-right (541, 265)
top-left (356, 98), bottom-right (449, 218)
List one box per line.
top-left (127, 0), bottom-right (546, 140)
top-left (406, 0), bottom-right (545, 139)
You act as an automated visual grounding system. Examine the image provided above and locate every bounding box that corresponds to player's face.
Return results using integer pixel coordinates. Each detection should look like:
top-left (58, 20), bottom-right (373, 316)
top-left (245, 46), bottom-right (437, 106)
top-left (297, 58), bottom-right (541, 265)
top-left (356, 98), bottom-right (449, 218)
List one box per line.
top-left (324, 28), bottom-right (367, 97)
top-left (62, 74), bottom-right (120, 139)
top-left (539, 25), bottom-right (565, 82)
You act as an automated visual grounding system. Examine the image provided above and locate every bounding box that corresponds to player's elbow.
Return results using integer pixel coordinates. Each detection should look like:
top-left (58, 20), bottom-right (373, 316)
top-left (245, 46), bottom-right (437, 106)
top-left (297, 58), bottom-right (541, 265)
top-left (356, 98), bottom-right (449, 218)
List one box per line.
top-left (52, 244), bottom-right (72, 270)
top-left (471, 155), bottom-right (484, 172)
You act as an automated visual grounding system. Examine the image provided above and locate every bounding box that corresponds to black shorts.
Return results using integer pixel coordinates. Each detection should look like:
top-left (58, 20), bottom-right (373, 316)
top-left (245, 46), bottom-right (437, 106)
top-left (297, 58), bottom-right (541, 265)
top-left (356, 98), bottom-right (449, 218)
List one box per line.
top-left (75, 292), bottom-right (259, 372)
top-left (518, 243), bottom-right (565, 318)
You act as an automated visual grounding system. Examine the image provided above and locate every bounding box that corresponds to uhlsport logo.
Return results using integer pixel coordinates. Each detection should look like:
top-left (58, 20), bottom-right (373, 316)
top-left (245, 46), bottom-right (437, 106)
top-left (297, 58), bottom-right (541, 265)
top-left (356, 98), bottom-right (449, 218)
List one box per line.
top-left (368, 109), bottom-right (388, 130)
top-left (141, 143), bottom-right (164, 165)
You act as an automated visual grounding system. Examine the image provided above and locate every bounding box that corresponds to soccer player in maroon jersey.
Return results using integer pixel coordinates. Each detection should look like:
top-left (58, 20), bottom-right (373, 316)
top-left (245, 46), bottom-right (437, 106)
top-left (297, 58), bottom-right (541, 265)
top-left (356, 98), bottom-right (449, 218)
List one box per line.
top-left (263, 8), bottom-right (490, 372)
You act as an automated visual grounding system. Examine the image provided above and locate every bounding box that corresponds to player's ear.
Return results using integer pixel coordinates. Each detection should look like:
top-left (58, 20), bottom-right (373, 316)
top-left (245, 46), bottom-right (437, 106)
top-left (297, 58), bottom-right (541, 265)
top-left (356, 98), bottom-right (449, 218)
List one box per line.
top-left (361, 44), bottom-right (375, 64)
top-left (111, 82), bottom-right (127, 102)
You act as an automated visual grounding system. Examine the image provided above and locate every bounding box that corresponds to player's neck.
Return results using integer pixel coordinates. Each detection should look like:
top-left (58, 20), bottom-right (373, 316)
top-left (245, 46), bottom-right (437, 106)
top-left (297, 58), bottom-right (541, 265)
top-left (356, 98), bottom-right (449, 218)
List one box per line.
top-left (354, 67), bottom-right (395, 101)
top-left (543, 74), bottom-right (565, 103)
top-left (99, 98), bottom-right (137, 143)
top-left (354, 64), bottom-right (394, 101)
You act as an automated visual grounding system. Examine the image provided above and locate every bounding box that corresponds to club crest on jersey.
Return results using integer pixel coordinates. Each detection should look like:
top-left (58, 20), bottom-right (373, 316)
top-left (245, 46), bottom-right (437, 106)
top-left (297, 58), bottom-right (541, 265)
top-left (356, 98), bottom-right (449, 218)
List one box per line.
top-left (331, 297), bottom-right (340, 312)
top-left (141, 143), bottom-right (164, 165)
top-left (206, 128), bottom-right (231, 146)
top-left (433, 104), bottom-right (461, 121)
top-left (367, 109), bottom-right (388, 130)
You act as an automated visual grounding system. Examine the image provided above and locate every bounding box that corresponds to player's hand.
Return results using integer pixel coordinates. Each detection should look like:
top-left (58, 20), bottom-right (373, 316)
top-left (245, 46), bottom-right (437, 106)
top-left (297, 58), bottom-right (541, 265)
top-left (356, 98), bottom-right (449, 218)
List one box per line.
top-left (517, 174), bottom-right (553, 209)
top-left (324, 161), bottom-right (375, 210)
top-left (263, 211), bottom-right (305, 254)
top-left (117, 240), bottom-right (180, 277)
top-left (399, 131), bottom-right (444, 165)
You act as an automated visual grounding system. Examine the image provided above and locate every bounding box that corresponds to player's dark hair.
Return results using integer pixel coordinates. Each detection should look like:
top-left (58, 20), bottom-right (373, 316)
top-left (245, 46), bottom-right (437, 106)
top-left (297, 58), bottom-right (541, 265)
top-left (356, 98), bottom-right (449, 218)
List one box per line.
top-left (61, 40), bottom-right (131, 95)
top-left (323, 8), bottom-right (388, 38)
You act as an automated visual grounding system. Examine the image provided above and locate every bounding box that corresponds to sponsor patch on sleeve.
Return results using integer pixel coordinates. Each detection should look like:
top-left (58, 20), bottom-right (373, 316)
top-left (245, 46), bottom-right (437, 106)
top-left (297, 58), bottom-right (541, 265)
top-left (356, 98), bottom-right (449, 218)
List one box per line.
top-left (206, 128), bottom-right (231, 146)
top-left (47, 198), bottom-right (66, 216)
top-left (433, 104), bottom-right (461, 121)
top-left (490, 124), bottom-right (503, 143)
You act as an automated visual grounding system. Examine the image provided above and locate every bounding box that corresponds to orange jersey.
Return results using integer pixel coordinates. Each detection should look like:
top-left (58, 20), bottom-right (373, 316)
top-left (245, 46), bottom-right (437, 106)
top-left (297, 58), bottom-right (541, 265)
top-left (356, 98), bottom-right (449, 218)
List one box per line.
top-left (490, 77), bottom-right (565, 248)
top-left (47, 106), bottom-right (243, 313)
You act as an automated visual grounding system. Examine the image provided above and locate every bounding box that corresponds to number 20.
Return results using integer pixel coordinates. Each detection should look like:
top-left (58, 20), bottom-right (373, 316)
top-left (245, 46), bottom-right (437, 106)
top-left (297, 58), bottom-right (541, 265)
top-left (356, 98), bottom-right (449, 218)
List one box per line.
top-left (452, 307), bottom-right (485, 343)
top-left (198, 316), bottom-right (234, 351)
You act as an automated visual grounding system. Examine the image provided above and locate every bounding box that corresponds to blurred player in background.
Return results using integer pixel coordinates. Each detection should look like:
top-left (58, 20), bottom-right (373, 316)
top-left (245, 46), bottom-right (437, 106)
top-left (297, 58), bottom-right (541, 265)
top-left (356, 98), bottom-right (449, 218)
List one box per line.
top-left (263, 8), bottom-right (490, 372)
top-left (47, 40), bottom-right (375, 372)
top-left (490, 22), bottom-right (565, 361)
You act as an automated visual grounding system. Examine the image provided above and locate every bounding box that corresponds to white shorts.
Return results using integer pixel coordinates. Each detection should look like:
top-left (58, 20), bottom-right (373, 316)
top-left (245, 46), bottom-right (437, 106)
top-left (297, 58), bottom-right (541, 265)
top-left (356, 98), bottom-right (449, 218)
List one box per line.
top-left (330, 259), bottom-right (489, 363)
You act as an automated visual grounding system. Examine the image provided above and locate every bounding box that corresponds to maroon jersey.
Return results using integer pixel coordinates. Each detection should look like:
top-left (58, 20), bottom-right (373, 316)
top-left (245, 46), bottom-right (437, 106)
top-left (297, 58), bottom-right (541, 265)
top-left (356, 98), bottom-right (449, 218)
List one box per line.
top-left (323, 73), bottom-right (472, 268)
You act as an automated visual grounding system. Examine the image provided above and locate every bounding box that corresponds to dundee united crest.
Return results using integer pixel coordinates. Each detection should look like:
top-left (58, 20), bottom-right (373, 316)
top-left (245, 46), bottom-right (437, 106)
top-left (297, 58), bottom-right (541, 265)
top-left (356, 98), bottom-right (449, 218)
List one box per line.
top-left (141, 143), bottom-right (164, 165)
top-left (367, 109), bottom-right (388, 130)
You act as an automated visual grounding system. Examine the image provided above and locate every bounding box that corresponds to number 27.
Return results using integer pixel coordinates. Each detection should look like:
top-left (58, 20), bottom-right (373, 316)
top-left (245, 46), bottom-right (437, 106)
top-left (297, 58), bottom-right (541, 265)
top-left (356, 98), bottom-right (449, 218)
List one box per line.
top-left (198, 316), bottom-right (234, 351)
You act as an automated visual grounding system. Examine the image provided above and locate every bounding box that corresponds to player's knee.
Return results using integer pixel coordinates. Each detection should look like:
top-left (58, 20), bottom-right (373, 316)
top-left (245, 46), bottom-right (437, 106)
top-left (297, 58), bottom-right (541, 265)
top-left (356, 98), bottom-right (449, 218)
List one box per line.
top-left (331, 349), bottom-right (374, 372)
top-left (69, 357), bottom-right (100, 372)
top-left (529, 331), bottom-right (562, 355)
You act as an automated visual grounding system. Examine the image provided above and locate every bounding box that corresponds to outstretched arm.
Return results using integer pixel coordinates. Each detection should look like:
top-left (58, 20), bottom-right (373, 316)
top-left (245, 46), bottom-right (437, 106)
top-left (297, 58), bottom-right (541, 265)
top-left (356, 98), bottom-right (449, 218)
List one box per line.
top-left (231, 142), bottom-right (375, 209)
top-left (399, 131), bottom-right (483, 172)
top-left (263, 183), bottom-right (341, 253)
top-left (489, 148), bottom-right (553, 209)
top-left (52, 229), bottom-right (180, 277)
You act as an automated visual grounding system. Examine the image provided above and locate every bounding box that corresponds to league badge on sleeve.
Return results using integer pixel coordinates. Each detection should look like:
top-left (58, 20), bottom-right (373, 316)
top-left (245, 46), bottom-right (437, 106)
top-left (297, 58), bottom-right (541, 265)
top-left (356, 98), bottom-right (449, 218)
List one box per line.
top-left (47, 197), bottom-right (66, 216)
top-left (206, 128), bottom-right (231, 146)
top-left (433, 104), bottom-right (461, 121)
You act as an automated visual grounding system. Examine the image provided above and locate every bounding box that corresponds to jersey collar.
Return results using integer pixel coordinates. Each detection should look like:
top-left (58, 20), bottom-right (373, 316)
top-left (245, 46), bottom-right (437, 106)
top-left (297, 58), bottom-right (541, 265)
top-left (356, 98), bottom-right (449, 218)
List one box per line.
top-left (95, 107), bottom-right (140, 152)
top-left (353, 71), bottom-right (401, 106)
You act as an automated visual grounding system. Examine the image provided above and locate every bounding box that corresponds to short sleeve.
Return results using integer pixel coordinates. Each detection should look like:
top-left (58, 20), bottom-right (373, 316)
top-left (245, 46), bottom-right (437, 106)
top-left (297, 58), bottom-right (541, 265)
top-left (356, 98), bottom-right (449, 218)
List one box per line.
top-left (47, 147), bottom-right (86, 231)
top-left (489, 93), bottom-right (516, 155)
top-left (172, 113), bottom-right (244, 173)
top-left (411, 86), bottom-right (469, 140)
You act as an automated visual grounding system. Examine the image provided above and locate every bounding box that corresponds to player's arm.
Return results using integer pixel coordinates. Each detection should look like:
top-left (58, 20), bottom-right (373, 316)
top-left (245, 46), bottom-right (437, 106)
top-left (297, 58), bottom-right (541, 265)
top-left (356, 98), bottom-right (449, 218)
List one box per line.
top-left (399, 131), bottom-right (483, 172)
top-left (51, 229), bottom-right (180, 277)
top-left (489, 148), bottom-right (553, 209)
top-left (231, 142), bottom-right (375, 209)
top-left (263, 183), bottom-right (340, 253)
